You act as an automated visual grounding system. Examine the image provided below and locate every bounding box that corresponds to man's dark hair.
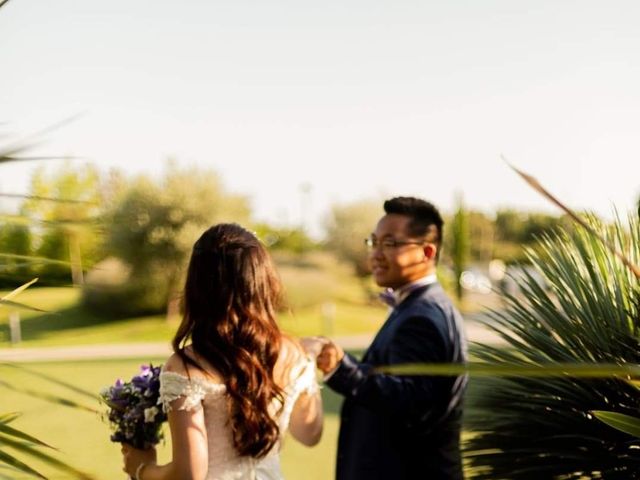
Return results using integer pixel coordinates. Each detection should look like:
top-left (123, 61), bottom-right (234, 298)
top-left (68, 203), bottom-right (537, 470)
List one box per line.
top-left (383, 196), bottom-right (444, 250)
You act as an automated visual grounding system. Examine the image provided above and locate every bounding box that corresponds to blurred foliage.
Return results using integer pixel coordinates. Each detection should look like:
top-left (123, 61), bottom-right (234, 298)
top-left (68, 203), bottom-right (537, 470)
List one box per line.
top-left (0, 224), bottom-right (32, 284)
top-left (442, 208), bottom-right (571, 266)
top-left (465, 213), bottom-right (640, 478)
top-left (493, 209), bottom-right (571, 263)
top-left (324, 199), bottom-right (381, 277)
top-left (0, 162), bottom-right (103, 286)
top-left (450, 194), bottom-right (469, 300)
top-left (253, 223), bottom-right (317, 254)
top-left (82, 163), bottom-right (250, 317)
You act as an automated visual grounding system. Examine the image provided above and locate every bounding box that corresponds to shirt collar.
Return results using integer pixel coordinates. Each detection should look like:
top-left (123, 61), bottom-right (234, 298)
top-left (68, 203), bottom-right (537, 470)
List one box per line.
top-left (379, 273), bottom-right (437, 308)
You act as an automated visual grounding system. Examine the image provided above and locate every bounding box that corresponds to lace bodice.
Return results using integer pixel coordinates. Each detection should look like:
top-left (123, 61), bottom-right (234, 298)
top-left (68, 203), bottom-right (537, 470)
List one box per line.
top-left (159, 357), bottom-right (319, 480)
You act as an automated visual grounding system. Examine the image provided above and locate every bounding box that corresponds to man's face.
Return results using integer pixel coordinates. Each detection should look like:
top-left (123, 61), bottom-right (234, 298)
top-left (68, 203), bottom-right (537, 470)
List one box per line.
top-left (368, 214), bottom-right (434, 289)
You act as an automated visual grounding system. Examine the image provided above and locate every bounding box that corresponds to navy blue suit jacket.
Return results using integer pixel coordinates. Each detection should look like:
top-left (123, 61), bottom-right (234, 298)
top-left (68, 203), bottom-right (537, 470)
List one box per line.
top-left (326, 283), bottom-right (467, 480)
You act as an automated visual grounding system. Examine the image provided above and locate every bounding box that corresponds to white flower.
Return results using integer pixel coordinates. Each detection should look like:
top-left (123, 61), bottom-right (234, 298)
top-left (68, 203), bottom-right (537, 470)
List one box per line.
top-left (144, 406), bottom-right (159, 423)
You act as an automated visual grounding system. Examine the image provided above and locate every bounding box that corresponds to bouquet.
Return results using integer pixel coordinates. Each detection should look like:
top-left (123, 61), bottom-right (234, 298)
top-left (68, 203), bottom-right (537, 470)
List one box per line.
top-left (100, 364), bottom-right (167, 449)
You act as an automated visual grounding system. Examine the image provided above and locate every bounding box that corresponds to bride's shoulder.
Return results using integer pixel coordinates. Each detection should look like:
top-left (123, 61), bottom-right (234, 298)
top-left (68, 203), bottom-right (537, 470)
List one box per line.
top-left (162, 349), bottom-right (223, 384)
top-left (163, 352), bottom-right (189, 374)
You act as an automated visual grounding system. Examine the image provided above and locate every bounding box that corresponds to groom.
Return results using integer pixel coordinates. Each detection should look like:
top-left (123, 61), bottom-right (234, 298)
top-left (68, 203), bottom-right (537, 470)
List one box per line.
top-left (316, 197), bottom-right (467, 479)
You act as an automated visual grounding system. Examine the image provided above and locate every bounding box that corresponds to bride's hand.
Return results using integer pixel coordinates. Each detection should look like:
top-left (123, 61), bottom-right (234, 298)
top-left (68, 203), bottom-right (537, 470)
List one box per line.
top-left (121, 443), bottom-right (157, 478)
top-left (300, 336), bottom-right (329, 360)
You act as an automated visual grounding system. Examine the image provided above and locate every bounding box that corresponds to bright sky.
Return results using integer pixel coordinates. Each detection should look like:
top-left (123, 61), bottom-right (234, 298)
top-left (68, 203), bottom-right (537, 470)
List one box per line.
top-left (1, 0), bottom-right (639, 236)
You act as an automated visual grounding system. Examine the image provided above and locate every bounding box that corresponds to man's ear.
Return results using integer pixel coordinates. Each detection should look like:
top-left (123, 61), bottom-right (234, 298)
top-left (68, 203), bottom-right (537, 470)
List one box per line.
top-left (423, 244), bottom-right (436, 260)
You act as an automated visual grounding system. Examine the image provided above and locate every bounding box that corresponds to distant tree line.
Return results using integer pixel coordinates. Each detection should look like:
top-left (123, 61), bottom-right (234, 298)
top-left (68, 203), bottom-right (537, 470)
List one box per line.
top-left (0, 162), bottom-right (595, 317)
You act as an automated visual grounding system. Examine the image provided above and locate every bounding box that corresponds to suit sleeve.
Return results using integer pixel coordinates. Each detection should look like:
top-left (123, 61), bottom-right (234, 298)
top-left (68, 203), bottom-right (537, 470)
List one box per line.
top-left (326, 313), bottom-right (448, 419)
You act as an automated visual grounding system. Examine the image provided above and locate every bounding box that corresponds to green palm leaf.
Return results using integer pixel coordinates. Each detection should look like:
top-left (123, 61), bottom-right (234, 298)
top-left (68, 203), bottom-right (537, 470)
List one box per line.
top-left (1, 364), bottom-right (99, 401)
top-left (0, 450), bottom-right (46, 479)
top-left (0, 414), bottom-right (20, 425)
top-left (0, 299), bottom-right (49, 313)
top-left (0, 379), bottom-right (98, 414)
top-left (0, 278), bottom-right (49, 313)
top-left (0, 278), bottom-right (38, 302)
top-left (0, 253), bottom-right (74, 267)
top-left (592, 411), bottom-right (640, 438)
top-left (0, 434), bottom-right (93, 479)
top-left (0, 214), bottom-right (101, 229)
top-left (378, 362), bottom-right (640, 378)
top-left (0, 193), bottom-right (98, 205)
top-left (0, 425), bottom-right (53, 449)
top-left (464, 213), bottom-right (640, 479)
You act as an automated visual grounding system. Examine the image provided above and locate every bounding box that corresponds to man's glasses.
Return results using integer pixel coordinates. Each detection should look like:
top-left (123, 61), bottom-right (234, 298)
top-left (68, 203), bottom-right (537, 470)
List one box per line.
top-left (364, 236), bottom-right (426, 251)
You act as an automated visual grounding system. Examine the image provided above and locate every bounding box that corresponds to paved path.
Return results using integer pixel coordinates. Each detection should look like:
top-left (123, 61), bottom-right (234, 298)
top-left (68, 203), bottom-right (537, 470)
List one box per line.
top-left (0, 318), bottom-right (502, 363)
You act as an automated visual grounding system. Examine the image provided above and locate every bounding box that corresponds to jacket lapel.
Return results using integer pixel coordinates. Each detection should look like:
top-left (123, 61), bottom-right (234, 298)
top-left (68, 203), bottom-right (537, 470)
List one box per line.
top-left (362, 284), bottom-right (434, 363)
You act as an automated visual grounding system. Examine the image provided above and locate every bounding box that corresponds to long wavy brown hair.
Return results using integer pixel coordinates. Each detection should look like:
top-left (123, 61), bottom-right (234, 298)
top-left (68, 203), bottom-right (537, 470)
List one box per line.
top-left (172, 223), bottom-right (285, 458)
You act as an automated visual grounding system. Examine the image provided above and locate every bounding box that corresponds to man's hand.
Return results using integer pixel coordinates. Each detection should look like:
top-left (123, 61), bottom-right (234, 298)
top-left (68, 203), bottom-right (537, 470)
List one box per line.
top-left (317, 340), bottom-right (344, 375)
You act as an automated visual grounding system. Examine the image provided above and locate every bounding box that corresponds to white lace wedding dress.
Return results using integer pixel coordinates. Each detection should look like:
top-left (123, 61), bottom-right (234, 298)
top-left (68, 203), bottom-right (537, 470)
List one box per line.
top-left (159, 357), bottom-right (318, 480)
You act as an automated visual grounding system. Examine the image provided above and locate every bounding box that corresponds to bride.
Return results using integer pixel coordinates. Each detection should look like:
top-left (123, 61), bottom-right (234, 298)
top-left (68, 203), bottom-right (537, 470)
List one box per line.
top-left (121, 223), bottom-right (323, 480)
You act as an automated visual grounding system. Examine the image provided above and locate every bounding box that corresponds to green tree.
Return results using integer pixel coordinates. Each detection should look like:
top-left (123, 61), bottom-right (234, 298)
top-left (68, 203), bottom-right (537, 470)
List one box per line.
top-left (324, 199), bottom-right (381, 277)
top-left (84, 164), bottom-right (250, 316)
top-left (493, 209), bottom-right (568, 264)
top-left (22, 163), bottom-right (102, 284)
top-left (253, 223), bottom-right (317, 254)
top-left (450, 194), bottom-right (469, 300)
top-left (465, 214), bottom-right (640, 478)
top-left (0, 223), bottom-right (33, 285)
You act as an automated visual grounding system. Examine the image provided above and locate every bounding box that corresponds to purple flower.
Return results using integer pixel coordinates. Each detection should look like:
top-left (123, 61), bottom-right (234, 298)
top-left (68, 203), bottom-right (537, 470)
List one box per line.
top-left (99, 363), bottom-right (168, 449)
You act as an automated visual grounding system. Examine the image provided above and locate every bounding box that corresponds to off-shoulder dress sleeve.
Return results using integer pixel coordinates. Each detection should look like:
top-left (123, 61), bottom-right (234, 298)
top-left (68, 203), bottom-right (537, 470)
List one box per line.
top-left (159, 371), bottom-right (226, 413)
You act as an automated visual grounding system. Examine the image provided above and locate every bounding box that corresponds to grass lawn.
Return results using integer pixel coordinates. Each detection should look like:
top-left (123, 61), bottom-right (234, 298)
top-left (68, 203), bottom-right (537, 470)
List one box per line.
top-left (0, 286), bottom-right (385, 347)
top-left (0, 359), bottom-right (344, 480)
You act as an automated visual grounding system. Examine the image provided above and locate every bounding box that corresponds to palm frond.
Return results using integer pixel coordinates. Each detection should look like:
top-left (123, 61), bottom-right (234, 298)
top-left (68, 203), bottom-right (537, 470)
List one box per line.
top-left (0, 214), bottom-right (102, 229)
top-left (0, 412), bottom-right (94, 479)
top-left (592, 411), bottom-right (640, 438)
top-left (0, 253), bottom-right (75, 267)
top-left (0, 380), bottom-right (98, 413)
top-left (0, 278), bottom-right (49, 313)
top-left (378, 362), bottom-right (640, 378)
top-left (0, 193), bottom-right (98, 205)
top-left (0, 450), bottom-right (46, 480)
top-left (0, 278), bottom-right (38, 303)
top-left (465, 213), bottom-right (640, 479)
top-left (504, 157), bottom-right (640, 279)
top-left (0, 413), bottom-right (21, 424)
top-left (0, 364), bottom-right (99, 402)
top-left (0, 423), bottom-right (54, 449)
top-left (0, 299), bottom-right (49, 313)
top-left (0, 115), bottom-right (84, 166)
top-left (0, 434), bottom-right (94, 479)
